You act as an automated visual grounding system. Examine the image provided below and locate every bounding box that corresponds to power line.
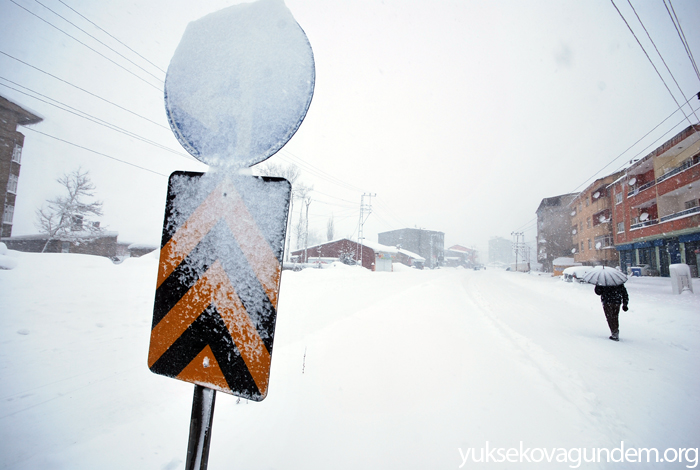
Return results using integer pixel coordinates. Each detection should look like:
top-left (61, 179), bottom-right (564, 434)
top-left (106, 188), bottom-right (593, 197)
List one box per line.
top-left (33, 0), bottom-right (164, 83)
top-left (24, 127), bottom-right (168, 176)
top-left (570, 91), bottom-right (699, 194)
top-left (518, 99), bottom-right (700, 235)
top-left (664, 0), bottom-right (700, 82)
top-left (625, 0), bottom-right (699, 122)
top-left (57, 0), bottom-right (167, 74)
top-left (0, 79), bottom-right (198, 162)
top-left (0, 50), bottom-right (169, 130)
top-left (8, 0), bottom-right (162, 91)
top-left (278, 149), bottom-right (367, 193)
top-left (610, 0), bottom-right (692, 125)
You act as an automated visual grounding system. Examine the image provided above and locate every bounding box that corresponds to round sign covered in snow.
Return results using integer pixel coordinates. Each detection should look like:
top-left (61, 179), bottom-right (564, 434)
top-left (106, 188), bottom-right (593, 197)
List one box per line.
top-left (165, 0), bottom-right (315, 168)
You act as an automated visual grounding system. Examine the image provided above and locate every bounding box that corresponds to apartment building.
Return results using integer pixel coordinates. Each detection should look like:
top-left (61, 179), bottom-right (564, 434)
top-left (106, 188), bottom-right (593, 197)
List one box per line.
top-left (536, 193), bottom-right (578, 272)
top-left (570, 171), bottom-right (624, 266)
top-left (611, 124), bottom-right (700, 277)
top-left (1, 96), bottom-right (42, 238)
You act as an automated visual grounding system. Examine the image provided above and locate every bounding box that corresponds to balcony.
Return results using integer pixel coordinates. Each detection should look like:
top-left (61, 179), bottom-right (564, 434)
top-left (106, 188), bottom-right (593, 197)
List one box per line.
top-left (630, 218), bottom-right (659, 230)
top-left (656, 155), bottom-right (700, 184)
top-left (626, 180), bottom-right (656, 198)
top-left (659, 205), bottom-right (700, 223)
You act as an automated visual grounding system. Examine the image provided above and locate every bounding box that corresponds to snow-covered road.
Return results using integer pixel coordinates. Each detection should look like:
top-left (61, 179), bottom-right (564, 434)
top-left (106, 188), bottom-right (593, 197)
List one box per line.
top-left (0, 251), bottom-right (698, 469)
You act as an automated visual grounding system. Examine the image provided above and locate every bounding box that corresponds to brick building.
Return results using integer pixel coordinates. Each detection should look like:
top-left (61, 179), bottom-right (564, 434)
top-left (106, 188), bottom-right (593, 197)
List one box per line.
top-left (570, 171), bottom-right (624, 267)
top-left (1, 96), bottom-right (42, 238)
top-left (610, 124), bottom-right (700, 277)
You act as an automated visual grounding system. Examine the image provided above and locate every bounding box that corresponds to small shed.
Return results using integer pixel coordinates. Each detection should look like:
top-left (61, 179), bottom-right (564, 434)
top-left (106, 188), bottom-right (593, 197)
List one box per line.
top-left (552, 257), bottom-right (581, 276)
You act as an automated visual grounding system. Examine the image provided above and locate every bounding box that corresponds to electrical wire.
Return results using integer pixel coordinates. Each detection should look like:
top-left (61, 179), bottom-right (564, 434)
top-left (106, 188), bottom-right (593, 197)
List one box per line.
top-left (664, 0), bottom-right (700, 82)
top-left (625, 0), bottom-right (699, 122)
top-left (24, 127), bottom-right (168, 176)
top-left (33, 0), bottom-right (164, 83)
top-left (0, 79), bottom-right (198, 162)
top-left (610, 0), bottom-right (692, 125)
top-left (8, 0), bottom-right (162, 91)
top-left (0, 50), bottom-right (169, 130)
top-left (56, 0), bottom-right (166, 74)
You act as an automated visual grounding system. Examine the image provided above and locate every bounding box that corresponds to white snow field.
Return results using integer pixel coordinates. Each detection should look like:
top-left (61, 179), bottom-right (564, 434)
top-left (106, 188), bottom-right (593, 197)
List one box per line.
top-left (1, 250), bottom-right (698, 469)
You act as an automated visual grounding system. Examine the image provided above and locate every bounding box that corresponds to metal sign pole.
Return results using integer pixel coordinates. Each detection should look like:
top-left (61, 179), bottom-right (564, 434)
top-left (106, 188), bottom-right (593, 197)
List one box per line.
top-left (185, 385), bottom-right (217, 470)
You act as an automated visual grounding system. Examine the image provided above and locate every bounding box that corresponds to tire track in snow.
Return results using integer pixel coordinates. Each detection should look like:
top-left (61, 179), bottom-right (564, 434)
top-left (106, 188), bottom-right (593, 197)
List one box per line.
top-left (458, 272), bottom-right (632, 449)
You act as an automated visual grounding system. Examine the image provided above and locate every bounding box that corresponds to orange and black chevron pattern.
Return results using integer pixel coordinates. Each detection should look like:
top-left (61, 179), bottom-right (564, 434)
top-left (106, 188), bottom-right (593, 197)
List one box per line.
top-left (148, 172), bottom-right (290, 401)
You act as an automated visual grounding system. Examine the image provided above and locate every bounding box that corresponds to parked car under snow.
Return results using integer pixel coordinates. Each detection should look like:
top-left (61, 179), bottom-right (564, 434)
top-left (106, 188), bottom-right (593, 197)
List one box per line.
top-left (562, 266), bottom-right (594, 283)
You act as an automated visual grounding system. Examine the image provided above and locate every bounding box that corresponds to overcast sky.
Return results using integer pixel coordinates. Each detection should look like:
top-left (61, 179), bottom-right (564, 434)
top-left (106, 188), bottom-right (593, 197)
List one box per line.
top-left (1, 0), bottom-right (699, 257)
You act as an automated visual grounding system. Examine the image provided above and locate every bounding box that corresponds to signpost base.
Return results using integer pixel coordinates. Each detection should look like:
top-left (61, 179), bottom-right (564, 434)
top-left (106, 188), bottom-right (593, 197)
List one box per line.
top-left (185, 385), bottom-right (217, 470)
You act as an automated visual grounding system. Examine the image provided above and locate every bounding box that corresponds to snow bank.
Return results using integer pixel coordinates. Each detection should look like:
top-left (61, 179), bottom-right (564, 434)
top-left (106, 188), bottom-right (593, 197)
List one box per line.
top-left (1, 255), bottom-right (698, 469)
top-left (0, 243), bottom-right (17, 270)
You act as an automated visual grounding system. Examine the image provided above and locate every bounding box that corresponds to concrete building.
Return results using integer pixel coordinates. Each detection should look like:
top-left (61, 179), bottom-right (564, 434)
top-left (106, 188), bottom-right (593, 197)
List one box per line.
top-left (536, 193), bottom-right (578, 272)
top-left (1, 96), bottom-right (42, 238)
top-left (570, 171), bottom-right (624, 267)
top-left (610, 124), bottom-right (700, 277)
top-left (488, 236), bottom-right (512, 267)
top-left (377, 228), bottom-right (444, 268)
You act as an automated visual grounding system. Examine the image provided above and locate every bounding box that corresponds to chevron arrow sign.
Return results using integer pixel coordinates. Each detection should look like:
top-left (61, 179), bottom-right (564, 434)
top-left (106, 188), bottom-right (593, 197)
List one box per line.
top-left (148, 171), bottom-right (291, 401)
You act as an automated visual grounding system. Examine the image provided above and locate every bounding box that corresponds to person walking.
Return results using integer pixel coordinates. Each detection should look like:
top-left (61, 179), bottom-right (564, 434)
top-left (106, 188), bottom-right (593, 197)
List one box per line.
top-left (594, 284), bottom-right (629, 341)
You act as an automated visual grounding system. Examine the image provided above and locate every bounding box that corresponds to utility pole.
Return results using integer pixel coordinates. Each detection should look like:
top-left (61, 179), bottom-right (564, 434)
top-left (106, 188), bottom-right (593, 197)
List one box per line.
top-left (303, 196), bottom-right (311, 263)
top-left (511, 231), bottom-right (523, 272)
top-left (356, 193), bottom-right (376, 266)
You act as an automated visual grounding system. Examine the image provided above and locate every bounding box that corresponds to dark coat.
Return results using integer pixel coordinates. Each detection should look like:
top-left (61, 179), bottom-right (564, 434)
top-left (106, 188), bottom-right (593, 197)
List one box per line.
top-left (595, 284), bottom-right (629, 306)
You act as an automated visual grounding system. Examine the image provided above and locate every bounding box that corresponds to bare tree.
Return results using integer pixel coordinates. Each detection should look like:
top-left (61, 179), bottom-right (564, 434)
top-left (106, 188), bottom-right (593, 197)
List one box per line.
top-left (253, 162), bottom-right (301, 185)
top-left (326, 215), bottom-right (335, 241)
top-left (35, 168), bottom-right (104, 253)
top-left (293, 183), bottom-right (313, 251)
top-left (254, 162), bottom-right (304, 261)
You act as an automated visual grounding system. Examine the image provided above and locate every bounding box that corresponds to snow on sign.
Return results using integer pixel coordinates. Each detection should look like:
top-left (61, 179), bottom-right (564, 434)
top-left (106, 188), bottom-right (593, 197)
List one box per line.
top-left (164, 0), bottom-right (315, 168)
top-left (149, 172), bottom-right (291, 400)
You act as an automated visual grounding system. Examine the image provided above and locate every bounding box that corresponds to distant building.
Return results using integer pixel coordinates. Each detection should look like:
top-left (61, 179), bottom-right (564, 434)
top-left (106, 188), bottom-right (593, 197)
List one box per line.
top-left (445, 244), bottom-right (477, 267)
top-left (290, 238), bottom-right (424, 271)
top-left (536, 193), bottom-right (578, 272)
top-left (2, 231), bottom-right (120, 258)
top-left (1, 96), bottom-right (43, 238)
top-left (570, 171), bottom-right (624, 267)
top-left (488, 236), bottom-right (512, 267)
top-left (377, 228), bottom-right (444, 268)
top-left (610, 124), bottom-right (700, 277)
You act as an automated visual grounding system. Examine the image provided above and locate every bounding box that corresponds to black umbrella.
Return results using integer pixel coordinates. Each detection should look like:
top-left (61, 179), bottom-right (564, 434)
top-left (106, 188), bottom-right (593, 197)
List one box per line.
top-left (582, 266), bottom-right (628, 286)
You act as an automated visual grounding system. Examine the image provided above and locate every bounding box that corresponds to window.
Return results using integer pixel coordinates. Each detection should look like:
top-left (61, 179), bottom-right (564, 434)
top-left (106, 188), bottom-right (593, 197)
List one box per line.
top-left (585, 198), bottom-right (589, 207)
top-left (615, 192), bottom-right (622, 204)
top-left (11, 145), bottom-right (22, 163)
top-left (6, 174), bottom-right (18, 194)
top-left (586, 217), bottom-right (591, 229)
top-left (581, 241), bottom-right (585, 252)
top-left (617, 222), bottom-right (625, 233)
top-left (588, 239), bottom-right (592, 250)
top-left (595, 235), bottom-right (613, 249)
top-left (579, 222), bottom-right (582, 232)
top-left (685, 199), bottom-right (699, 210)
top-left (3, 205), bottom-right (14, 224)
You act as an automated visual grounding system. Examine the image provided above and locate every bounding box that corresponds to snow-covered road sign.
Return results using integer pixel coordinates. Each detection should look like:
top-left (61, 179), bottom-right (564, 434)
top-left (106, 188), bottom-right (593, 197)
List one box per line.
top-left (149, 172), bottom-right (290, 401)
top-left (164, 0), bottom-right (314, 168)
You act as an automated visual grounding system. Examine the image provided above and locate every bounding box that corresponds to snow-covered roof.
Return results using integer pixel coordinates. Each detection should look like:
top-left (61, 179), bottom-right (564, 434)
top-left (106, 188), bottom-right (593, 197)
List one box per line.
top-left (397, 248), bottom-right (424, 261)
top-left (1, 231), bottom-right (119, 241)
top-left (552, 257), bottom-right (577, 266)
top-left (295, 238), bottom-right (425, 260)
top-left (128, 243), bottom-right (159, 250)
